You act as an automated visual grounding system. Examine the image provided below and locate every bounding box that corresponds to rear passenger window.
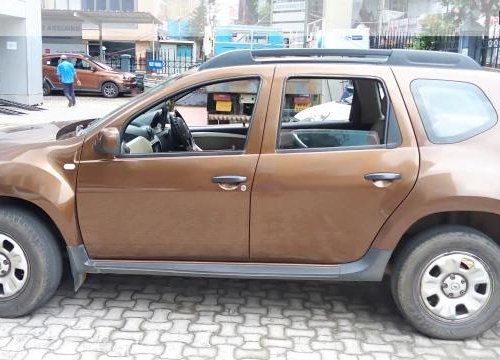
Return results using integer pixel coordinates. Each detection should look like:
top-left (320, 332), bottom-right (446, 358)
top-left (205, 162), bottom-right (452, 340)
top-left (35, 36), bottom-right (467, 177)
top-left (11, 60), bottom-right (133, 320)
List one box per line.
top-left (411, 80), bottom-right (497, 144)
top-left (278, 77), bottom-right (401, 150)
top-left (48, 57), bottom-right (60, 66)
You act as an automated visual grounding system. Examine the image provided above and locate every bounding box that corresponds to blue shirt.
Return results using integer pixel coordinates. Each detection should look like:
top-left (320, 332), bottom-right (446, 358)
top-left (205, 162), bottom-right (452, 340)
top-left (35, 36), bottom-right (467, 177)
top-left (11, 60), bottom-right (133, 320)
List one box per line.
top-left (57, 61), bottom-right (76, 84)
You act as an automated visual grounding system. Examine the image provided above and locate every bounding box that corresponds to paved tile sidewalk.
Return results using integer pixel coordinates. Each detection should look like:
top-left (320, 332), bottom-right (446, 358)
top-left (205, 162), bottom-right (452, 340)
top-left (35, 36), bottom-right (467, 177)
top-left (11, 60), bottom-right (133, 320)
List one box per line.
top-left (0, 273), bottom-right (499, 360)
top-left (0, 95), bottom-right (132, 129)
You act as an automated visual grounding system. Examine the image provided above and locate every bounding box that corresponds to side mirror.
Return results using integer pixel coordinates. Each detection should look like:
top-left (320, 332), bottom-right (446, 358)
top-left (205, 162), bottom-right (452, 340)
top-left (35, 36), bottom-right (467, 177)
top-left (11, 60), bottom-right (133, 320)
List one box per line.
top-left (91, 67), bottom-right (97, 72)
top-left (94, 127), bottom-right (120, 157)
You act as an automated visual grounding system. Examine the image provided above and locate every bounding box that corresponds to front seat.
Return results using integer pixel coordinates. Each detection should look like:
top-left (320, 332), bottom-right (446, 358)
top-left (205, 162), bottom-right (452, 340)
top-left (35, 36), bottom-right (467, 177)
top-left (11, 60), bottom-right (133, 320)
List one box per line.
top-left (126, 136), bottom-right (153, 154)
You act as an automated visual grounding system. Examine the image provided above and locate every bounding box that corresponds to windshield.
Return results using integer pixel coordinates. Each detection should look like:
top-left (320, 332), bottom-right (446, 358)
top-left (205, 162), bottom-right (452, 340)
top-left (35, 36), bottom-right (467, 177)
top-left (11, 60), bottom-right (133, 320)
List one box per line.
top-left (92, 59), bottom-right (114, 71)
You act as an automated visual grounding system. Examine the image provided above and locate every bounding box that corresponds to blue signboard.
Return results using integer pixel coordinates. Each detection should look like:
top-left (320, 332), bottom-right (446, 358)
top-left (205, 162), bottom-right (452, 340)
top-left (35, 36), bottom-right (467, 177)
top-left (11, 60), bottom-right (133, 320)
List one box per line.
top-left (147, 60), bottom-right (163, 70)
top-left (213, 26), bottom-right (284, 56)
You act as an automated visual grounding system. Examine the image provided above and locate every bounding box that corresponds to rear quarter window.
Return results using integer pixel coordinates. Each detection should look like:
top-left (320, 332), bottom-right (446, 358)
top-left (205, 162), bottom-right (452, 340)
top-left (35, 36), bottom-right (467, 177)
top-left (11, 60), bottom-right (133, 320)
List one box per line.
top-left (411, 79), bottom-right (497, 144)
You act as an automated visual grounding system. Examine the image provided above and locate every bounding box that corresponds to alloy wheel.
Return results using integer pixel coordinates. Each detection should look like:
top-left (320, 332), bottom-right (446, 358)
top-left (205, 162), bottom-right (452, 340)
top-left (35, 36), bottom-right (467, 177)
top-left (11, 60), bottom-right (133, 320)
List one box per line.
top-left (103, 83), bottom-right (118, 98)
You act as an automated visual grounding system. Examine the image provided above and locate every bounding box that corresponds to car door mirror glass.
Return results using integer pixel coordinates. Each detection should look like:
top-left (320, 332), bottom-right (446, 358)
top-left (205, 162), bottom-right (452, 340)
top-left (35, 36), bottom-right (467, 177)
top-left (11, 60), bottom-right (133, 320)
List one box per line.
top-left (94, 127), bottom-right (120, 157)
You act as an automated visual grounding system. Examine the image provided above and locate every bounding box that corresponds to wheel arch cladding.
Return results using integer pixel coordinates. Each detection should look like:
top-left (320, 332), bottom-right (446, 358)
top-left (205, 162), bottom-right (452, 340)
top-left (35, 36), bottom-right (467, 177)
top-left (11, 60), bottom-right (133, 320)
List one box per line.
top-left (0, 161), bottom-right (82, 248)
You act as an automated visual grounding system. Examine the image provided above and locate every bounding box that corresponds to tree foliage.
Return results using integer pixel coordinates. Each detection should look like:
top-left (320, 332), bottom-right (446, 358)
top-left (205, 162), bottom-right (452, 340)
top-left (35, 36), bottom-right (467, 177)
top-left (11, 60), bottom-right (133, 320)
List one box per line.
top-left (423, 0), bottom-right (500, 36)
top-left (414, 0), bottom-right (499, 51)
top-left (189, 2), bottom-right (207, 36)
top-left (239, 0), bottom-right (271, 25)
top-left (257, 0), bottom-right (272, 25)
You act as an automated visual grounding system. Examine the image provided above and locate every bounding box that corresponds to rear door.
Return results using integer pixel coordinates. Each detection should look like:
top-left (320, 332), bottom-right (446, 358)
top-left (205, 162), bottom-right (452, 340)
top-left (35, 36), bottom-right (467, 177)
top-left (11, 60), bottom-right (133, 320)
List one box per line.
top-left (43, 56), bottom-right (61, 89)
top-left (250, 64), bottom-right (419, 264)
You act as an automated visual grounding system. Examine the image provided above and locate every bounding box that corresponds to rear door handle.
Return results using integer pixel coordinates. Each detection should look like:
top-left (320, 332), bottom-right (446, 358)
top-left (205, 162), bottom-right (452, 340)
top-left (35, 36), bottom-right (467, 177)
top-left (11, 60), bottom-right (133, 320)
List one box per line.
top-left (212, 176), bottom-right (247, 184)
top-left (364, 172), bottom-right (401, 182)
top-left (212, 176), bottom-right (247, 191)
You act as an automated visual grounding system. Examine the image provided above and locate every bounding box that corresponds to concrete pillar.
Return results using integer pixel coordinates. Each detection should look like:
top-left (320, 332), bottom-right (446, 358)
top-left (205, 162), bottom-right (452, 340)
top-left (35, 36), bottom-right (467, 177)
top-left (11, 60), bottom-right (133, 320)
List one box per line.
top-left (0, 0), bottom-right (43, 105)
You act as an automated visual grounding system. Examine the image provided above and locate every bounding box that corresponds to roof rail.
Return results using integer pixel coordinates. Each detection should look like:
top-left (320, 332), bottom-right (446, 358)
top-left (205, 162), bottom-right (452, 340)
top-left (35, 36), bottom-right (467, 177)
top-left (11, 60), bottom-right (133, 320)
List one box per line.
top-left (198, 48), bottom-right (481, 71)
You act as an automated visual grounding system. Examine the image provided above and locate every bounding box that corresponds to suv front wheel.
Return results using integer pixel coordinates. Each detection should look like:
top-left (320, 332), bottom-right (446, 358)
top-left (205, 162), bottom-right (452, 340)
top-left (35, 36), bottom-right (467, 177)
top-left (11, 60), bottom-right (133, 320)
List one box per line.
top-left (0, 207), bottom-right (62, 317)
top-left (392, 225), bottom-right (500, 339)
top-left (102, 82), bottom-right (119, 98)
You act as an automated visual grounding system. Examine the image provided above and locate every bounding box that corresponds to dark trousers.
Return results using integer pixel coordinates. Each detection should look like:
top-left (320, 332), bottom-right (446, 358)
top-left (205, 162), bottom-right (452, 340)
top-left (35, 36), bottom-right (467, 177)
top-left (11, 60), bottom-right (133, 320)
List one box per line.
top-left (63, 83), bottom-right (76, 105)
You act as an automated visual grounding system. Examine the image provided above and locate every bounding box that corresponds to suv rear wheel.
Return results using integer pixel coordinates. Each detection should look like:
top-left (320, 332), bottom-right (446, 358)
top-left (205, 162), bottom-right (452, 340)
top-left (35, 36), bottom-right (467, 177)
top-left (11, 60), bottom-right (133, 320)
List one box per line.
top-left (0, 207), bottom-right (62, 317)
top-left (391, 225), bottom-right (500, 339)
top-left (43, 80), bottom-right (51, 96)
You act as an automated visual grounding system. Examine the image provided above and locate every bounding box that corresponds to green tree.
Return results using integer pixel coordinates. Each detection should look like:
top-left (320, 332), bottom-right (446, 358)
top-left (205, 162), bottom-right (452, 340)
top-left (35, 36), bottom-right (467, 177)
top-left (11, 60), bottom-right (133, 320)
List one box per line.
top-left (415, 0), bottom-right (499, 53)
top-left (239, 0), bottom-right (271, 25)
top-left (257, 0), bottom-right (272, 25)
top-left (412, 12), bottom-right (460, 50)
top-left (189, 2), bottom-right (207, 36)
top-left (434, 0), bottom-right (499, 37)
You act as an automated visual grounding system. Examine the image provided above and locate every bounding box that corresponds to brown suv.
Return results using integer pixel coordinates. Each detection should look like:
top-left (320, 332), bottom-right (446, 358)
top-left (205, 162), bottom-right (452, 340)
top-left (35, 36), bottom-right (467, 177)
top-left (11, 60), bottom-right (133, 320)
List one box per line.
top-left (1, 49), bottom-right (499, 339)
top-left (42, 53), bottom-right (137, 98)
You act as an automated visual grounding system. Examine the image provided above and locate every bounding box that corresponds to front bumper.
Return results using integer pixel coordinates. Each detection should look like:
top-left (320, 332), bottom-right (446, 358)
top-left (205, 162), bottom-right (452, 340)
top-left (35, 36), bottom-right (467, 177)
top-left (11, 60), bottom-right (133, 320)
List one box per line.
top-left (120, 81), bottom-right (137, 92)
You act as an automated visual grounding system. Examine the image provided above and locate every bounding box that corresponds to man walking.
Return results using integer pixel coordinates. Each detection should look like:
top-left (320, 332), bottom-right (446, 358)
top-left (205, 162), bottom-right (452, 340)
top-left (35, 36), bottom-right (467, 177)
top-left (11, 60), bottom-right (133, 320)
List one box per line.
top-left (56, 55), bottom-right (81, 107)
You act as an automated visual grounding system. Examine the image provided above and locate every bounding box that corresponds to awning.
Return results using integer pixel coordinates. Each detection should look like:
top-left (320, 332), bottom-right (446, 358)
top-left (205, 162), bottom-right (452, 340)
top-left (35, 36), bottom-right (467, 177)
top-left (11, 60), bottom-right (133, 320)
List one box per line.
top-left (42, 9), bottom-right (162, 59)
top-left (41, 9), bottom-right (162, 25)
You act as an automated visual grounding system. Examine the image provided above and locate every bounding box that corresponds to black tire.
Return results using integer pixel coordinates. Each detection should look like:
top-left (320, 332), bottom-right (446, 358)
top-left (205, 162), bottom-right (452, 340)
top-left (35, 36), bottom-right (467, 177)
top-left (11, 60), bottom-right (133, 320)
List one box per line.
top-left (391, 225), bottom-right (500, 339)
top-left (43, 81), bottom-right (51, 96)
top-left (101, 81), bottom-right (119, 98)
top-left (0, 207), bottom-right (62, 317)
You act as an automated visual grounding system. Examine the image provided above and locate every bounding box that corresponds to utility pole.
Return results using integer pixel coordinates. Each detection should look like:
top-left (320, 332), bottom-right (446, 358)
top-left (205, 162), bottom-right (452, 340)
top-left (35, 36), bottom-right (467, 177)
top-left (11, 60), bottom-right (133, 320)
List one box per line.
top-left (99, 22), bottom-right (104, 61)
top-left (303, 0), bottom-right (309, 48)
top-left (378, 0), bottom-right (386, 37)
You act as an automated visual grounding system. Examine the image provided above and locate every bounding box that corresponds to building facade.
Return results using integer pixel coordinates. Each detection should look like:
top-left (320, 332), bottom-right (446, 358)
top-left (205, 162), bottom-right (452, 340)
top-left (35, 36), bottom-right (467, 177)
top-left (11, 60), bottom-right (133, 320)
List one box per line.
top-left (271, 0), bottom-right (323, 48)
top-left (320, 0), bottom-right (447, 36)
top-left (42, 0), bottom-right (164, 58)
top-left (350, 0), bottom-right (446, 35)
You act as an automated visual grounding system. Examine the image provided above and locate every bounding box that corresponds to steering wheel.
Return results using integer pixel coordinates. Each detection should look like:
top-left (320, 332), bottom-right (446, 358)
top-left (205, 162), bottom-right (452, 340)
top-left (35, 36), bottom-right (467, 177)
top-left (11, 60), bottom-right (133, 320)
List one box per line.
top-left (169, 110), bottom-right (196, 151)
top-left (291, 131), bottom-right (308, 148)
top-left (151, 111), bottom-right (164, 130)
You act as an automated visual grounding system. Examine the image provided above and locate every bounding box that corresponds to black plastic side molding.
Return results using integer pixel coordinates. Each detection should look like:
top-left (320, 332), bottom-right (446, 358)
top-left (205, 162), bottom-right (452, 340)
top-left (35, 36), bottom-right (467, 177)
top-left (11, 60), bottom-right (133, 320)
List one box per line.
top-left (67, 245), bottom-right (392, 291)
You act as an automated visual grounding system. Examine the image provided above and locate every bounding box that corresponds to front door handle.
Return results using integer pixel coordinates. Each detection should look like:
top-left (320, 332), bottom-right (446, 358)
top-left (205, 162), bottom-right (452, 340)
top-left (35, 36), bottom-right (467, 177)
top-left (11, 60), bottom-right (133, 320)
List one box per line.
top-left (364, 172), bottom-right (401, 182)
top-left (212, 176), bottom-right (247, 184)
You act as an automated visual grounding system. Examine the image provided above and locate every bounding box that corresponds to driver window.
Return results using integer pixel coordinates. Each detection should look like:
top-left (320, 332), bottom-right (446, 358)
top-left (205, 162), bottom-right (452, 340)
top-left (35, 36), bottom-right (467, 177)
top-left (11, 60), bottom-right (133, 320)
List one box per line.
top-left (122, 78), bottom-right (260, 155)
top-left (75, 59), bottom-right (92, 70)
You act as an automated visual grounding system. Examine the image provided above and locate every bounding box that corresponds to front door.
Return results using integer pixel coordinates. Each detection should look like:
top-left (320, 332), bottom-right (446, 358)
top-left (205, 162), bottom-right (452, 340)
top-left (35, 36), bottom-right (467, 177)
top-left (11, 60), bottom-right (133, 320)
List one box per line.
top-left (76, 72), bottom-right (273, 261)
top-left (250, 65), bottom-right (420, 264)
top-left (72, 57), bottom-right (99, 92)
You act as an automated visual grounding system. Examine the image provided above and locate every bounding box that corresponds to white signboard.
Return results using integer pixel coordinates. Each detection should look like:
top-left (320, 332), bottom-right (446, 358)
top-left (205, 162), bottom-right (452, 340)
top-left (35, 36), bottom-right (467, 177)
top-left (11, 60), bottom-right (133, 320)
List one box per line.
top-left (6, 41), bottom-right (17, 50)
top-left (273, 1), bottom-right (305, 12)
top-left (42, 21), bottom-right (82, 37)
top-left (315, 28), bottom-right (370, 50)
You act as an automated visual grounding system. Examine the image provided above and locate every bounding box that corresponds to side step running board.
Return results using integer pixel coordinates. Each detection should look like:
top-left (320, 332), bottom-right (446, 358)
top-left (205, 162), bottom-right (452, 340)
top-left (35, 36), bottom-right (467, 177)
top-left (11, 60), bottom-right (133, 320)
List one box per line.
top-left (67, 245), bottom-right (391, 291)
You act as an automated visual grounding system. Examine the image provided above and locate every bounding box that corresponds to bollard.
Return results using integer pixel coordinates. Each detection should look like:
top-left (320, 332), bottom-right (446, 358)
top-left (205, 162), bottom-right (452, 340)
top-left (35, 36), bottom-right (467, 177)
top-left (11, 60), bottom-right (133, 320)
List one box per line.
top-left (120, 54), bottom-right (132, 73)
